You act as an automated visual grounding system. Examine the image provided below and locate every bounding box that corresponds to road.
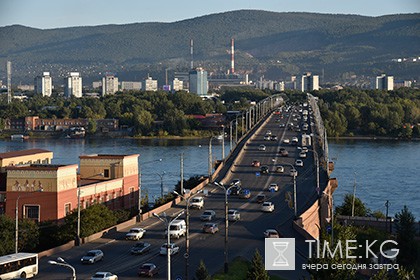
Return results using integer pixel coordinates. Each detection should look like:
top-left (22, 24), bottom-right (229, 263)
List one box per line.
top-left (38, 105), bottom-right (327, 280)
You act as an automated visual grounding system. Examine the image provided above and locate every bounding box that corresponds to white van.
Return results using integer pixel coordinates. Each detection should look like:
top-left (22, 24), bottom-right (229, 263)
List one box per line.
top-left (189, 197), bottom-right (204, 209)
top-left (166, 220), bottom-right (186, 239)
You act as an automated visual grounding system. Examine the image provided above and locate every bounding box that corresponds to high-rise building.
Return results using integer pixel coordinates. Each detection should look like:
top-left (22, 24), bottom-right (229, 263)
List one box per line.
top-left (65, 72), bottom-right (83, 98)
top-left (34, 72), bottom-right (53, 97)
top-left (142, 77), bottom-right (158, 91)
top-left (372, 74), bottom-right (394, 91)
top-left (297, 72), bottom-right (319, 92)
top-left (172, 78), bottom-right (184, 91)
top-left (189, 68), bottom-right (208, 96)
top-left (102, 75), bottom-right (119, 96)
top-left (121, 81), bottom-right (142, 91)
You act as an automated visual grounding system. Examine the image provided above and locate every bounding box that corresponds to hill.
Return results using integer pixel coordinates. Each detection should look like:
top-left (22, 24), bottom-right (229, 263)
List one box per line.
top-left (0, 10), bottom-right (419, 84)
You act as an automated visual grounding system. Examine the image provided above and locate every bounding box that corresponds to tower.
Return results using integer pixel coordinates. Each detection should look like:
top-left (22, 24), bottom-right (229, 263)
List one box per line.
top-left (190, 39), bottom-right (194, 70)
top-left (231, 38), bottom-right (235, 74)
top-left (7, 61), bottom-right (12, 104)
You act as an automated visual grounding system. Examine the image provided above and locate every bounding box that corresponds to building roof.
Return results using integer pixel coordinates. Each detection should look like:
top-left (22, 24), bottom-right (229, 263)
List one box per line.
top-left (79, 154), bottom-right (139, 159)
top-left (6, 164), bottom-right (77, 171)
top-left (0, 149), bottom-right (52, 159)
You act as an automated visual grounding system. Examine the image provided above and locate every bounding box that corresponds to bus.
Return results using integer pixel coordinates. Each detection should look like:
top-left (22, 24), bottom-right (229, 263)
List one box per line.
top-left (0, 253), bottom-right (38, 279)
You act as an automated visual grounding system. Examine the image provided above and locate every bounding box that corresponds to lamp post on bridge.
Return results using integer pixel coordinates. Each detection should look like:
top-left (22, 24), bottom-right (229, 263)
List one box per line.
top-left (214, 181), bottom-right (236, 273)
top-left (283, 163), bottom-right (298, 218)
top-left (48, 257), bottom-right (76, 280)
top-left (173, 189), bottom-right (203, 280)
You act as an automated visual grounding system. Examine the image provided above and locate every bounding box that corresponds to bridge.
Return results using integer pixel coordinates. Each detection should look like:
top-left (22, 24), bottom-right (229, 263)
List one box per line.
top-left (38, 94), bottom-right (336, 280)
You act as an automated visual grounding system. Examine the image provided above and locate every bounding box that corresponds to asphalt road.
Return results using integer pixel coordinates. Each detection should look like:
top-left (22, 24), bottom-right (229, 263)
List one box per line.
top-left (38, 105), bottom-right (326, 280)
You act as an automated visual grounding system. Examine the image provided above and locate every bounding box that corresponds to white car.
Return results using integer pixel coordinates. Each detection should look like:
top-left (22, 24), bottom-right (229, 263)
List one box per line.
top-left (125, 228), bottom-right (146, 240)
top-left (189, 197), bottom-right (204, 209)
top-left (200, 210), bottom-right (216, 221)
top-left (264, 135), bottom-right (271, 141)
top-left (258, 145), bottom-right (266, 151)
top-left (292, 137), bottom-right (298, 143)
top-left (295, 159), bottom-right (304, 167)
top-left (265, 130), bottom-right (272, 135)
top-left (268, 183), bottom-right (279, 192)
top-left (228, 209), bottom-right (240, 221)
top-left (261, 202), bottom-right (275, 212)
top-left (275, 165), bottom-right (284, 173)
top-left (283, 139), bottom-right (290, 144)
top-left (290, 169), bottom-right (298, 177)
top-left (91, 272), bottom-right (118, 280)
top-left (160, 243), bottom-right (180, 255)
top-left (299, 152), bottom-right (307, 158)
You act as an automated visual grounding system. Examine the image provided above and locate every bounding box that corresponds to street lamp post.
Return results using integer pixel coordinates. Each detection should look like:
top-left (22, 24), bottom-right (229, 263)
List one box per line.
top-left (156, 171), bottom-right (166, 198)
top-left (153, 211), bottom-right (184, 280)
top-left (174, 190), bottom-right (203, 280)
top-left (307, 148), bottom-right (320, 196)
top-left (284, 163), bottom-right (298, 218)
top-left (48, 257), bottom-right (76, 280)
top-left (214, 182), bottom-right (235, 273)
top-left (15, 187), bottom-right (43, 253)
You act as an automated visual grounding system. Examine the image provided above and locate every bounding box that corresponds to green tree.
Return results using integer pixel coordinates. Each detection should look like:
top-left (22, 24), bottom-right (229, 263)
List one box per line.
top-left (246, 249), bottom-right (269, 280)
top-left (335, 193), bottom-right (369, 217)
top-left (0, 216), bottom-right (39, 255)
top-left (87, 118), bottom-right (97, 134)
top-left (394, 206), bottom-right (417, 268)
top-left (0, 215), bottom-right (15, 255)
top-left (195, 259), bottom-right (210, 280)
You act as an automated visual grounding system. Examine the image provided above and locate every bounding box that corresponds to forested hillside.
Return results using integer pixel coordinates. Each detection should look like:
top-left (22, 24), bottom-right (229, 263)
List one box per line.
top-left (0, 10), bottom-right (419, 83)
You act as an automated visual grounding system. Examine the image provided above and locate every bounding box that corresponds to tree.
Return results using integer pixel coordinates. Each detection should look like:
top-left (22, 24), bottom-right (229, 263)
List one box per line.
top-left (394, 206), bottom-right (417, 268)
top-left (246, 249), bottom-right (269, 280)
top-left (195, 259), bottom-right (210, 280)
top-left (0, 215), bottom-right (39, 255)
top-left (87, 118), bottom-right (97, 134)
top-left (335, 193), bottom-right (369, 217)
top-left (0, 215), bottom-right (15, 255)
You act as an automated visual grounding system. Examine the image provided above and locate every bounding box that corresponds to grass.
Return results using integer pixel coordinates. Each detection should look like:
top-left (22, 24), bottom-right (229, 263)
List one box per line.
top-left (212, 256), bottom-right (287, 280)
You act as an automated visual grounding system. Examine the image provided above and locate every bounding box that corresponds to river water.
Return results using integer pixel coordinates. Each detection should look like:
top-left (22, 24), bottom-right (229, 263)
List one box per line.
top-left (1, 138), bottom-right (418, 218)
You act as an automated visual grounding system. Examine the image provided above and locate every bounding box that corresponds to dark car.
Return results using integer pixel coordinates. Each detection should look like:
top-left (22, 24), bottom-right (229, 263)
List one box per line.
top-left (239, 189), bottom-right (251, 199)
top-left (279, 149), bottom-right (289, 157)
top-left (256, 194), bottom-right (266, 203)
top-left (229, 185), bottom-right (242, 195)
top-left (130, 242), bottom-right (151, 255)
top-left (260, 165), bottom-right (269, 174)
top-left (138, 263), bottom-right (158, 277)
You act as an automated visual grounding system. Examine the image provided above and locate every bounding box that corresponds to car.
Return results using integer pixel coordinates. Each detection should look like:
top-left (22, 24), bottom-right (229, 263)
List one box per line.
top-left (283, 139), bottom-right (290, 144)
top-left (130, 242), bottom-right (151, 255)
top-left (189, 196), bottom-right (204, 209)
top-left (264, 229), bottom-right (280, 238)
top-left (202, 223), bottom-right (219, 234)
top-left (292, 137), bottom-right (298, 143)
top-left (264, 134), bottom-right (271, 141)
top-left (301, 146), bottom-right (309, 153)
top-left (200, 210), bottom-right (216, 221)
top-left (270, 135), bottom-right (278, 141)
top-left (81, 250), bottom-right (104, 264)
top-left (261, 202), bottom-right (275, 212)
top-left (258, 144), bottom-right (266, 151)
top-left (228, 209), bottom-right (240, 221)
top-left (265, 130), bottom-right (272, 135)
top-left (256, 194), bottom-right (266, 203)
top-left (125, 227), bottom-right (146, 240)
top-left (260, 165), bottom-right (269, 174)
top-left (279, 123), bottom-right (286, 128)
top-left (280, 150), bottom-right (289, 157)
top-left (275, 165), bottom-right (284, 173)
top-left (159, 243), bottom-right (179, 255)
top-left (166, 220), bottom-right (186, 239)
top-left (268, 183), bottom-right (279, 192)
top-left (295, 159), bottom-right (304, 167)
top-left (91, 272), bottom-right (118, 280)
top-left (251, 160), bottom-right (261, 167)
top-left (290, 169), bottom-right (298, 177)
top-left (239, 189), bottom-right (251, 199)
top-left (229, 185), bottom-right (242, 195)
top-left (299, 152), bottom-right (307, 158)
top-left (138, 263), bottom-right (159, 277)
top-left (230, 179), bottom-right (241, 187)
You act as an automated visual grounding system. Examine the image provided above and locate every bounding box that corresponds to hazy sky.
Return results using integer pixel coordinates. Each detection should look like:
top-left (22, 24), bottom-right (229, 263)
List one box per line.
top-left (0, 0), bottom-right (419, 29)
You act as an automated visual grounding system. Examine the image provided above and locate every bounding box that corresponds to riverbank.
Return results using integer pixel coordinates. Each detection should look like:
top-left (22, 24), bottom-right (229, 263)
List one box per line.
top-left (328, 136), bottom-right (420, 141)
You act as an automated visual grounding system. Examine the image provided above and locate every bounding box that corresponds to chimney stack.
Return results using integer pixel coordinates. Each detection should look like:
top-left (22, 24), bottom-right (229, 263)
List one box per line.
top-left (231, 38), bottom-right (235, 74)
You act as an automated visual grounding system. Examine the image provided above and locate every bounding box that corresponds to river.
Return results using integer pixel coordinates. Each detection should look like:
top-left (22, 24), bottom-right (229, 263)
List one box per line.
top-left (1, 138), bottom-right (418, 217)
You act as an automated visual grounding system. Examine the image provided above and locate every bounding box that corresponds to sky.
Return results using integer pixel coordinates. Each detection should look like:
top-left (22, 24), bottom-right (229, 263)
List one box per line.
top-left (0, 0), bottom-right (419, 29)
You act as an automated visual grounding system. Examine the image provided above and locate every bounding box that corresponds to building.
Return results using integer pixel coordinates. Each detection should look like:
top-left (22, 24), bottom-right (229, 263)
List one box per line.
top-left (0, 149), bottom-right (139, 222)
top-left (142, 77), bottom-right (158, 92)
top-left (394, 80), bottom-right (412, 89)
top-left (34, 72), bottom-right (52, 97)
top-left (297, 72), bottom-right (319, 92)
top-left (92, 81), bottom-right (102, 89)
top-left (373, 74), bottom-right (394, 91)
top-left (102, 75), bottom-right (119, 96)
top-left (189, 68), bottom-right (208, 96)
top-left (172, 78), bottom-right (184, 92)
top-left (65, 72), bottom-right (83, 98)
top-left (121, 81), bottom-right (141, 91)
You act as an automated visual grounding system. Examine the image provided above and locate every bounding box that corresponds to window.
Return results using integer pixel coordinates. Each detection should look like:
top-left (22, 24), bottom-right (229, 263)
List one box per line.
top-left (104, 169), bottom-right (110, 178)
top-left (65, 203), bottom-right (71, 216)
top-left (24, 205), bottom-right (40, 221)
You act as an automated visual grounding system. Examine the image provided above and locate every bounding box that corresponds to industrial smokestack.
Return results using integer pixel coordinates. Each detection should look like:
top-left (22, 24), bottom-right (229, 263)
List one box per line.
top-left (190, 39), bottom-right (194, 70)
top-left (231, 38), bottom-right (235, 74)
top-left (7, 61), bottom-right (12, 104)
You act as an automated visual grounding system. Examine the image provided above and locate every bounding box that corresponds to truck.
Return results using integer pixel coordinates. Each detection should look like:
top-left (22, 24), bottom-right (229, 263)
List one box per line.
top-left (166, 220), bottom-right (186, 239)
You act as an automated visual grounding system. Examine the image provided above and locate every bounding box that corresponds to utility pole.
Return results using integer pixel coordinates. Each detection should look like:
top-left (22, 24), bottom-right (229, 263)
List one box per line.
top-left (7, 61), bottom-right (12, 104)
top-left (222, 126), bottom-right (225, 159)
top-left (180, 153), bottom-right (184, 195)
top-left (385, 200), bottom-right (390, 233)
top-left (351, 172), bottom-right (356, 217)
